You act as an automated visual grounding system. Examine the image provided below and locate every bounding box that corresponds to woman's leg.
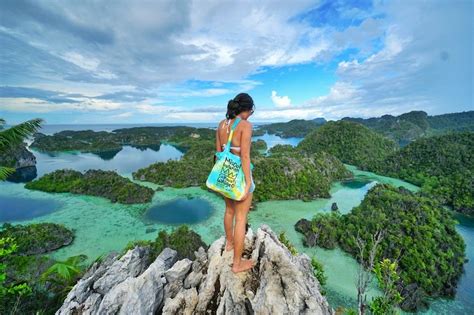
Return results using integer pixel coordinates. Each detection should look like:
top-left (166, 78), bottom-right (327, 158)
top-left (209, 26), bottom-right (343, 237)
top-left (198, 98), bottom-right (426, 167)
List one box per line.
top-left (223, 197), bottom-right (235, 251)
top-left (232, 192), bottom-right (255, 273)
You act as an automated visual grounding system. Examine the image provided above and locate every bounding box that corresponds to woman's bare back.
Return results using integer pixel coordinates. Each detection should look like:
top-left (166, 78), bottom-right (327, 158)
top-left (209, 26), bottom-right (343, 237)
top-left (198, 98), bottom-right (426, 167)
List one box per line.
top-left (217, 118), bottom-right (246, 156)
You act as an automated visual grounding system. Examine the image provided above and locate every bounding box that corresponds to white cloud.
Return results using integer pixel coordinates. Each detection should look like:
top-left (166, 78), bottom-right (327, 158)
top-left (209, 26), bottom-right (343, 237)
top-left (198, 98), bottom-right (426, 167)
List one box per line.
top-left (296, 0), bottom-right (473, 119)
top-left (111, 111), bottom-right (133, 119)
top-left (0, 97), bottom-right (123, 112)
top-left (271, 90), bottom-right (292, 108)
top-left (0, 0), bottom-right (471, 123)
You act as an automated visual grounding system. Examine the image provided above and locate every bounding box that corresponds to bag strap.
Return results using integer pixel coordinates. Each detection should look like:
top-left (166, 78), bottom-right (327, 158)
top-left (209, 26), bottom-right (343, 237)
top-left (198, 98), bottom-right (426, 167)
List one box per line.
top-left (224, 117), bottom-right (241, 152)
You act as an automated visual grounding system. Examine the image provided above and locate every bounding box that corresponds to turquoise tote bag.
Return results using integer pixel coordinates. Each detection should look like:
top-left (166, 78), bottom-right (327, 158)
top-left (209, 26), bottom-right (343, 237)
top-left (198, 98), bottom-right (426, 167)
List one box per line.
top-left (206, 117), bottom-right (254, 200)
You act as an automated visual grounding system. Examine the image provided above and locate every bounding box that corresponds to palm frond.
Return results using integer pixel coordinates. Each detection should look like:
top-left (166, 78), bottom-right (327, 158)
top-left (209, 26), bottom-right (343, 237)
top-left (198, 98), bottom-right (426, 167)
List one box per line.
top-left (0, 166), bottom-right (16, 181)
top-left (0, 118), bottom-right (44, 152)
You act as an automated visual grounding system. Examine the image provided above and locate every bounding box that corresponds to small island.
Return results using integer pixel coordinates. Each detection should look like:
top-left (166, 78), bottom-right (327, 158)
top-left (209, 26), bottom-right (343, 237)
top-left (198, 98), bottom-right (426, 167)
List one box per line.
top-left (30, 126), bottom-right (216, 154)
top-left (25, 169), bottom-right (155, 204)
top-left (367, 132), bottom-right (474, 215)
top-left (295, 183), bottom-right (467, 312)
top-left (297, 120), bottom-right (397, 170)
top-left (134, 137), bottom-right (352, 202)
top-left (257, 118), bottom-right (326, 138)
top-left (0, 222), bottom-right (74, 255)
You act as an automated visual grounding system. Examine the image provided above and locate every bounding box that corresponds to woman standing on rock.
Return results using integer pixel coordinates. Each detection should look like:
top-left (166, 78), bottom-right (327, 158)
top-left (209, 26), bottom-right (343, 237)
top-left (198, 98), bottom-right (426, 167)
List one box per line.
top-left (215, 93), bottom-right (256, 273)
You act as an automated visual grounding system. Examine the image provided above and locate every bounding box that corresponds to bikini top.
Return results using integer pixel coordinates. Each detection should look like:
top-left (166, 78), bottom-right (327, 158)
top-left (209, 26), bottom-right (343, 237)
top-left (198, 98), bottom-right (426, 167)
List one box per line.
top-left (221, 118), bottom-right (241, 151)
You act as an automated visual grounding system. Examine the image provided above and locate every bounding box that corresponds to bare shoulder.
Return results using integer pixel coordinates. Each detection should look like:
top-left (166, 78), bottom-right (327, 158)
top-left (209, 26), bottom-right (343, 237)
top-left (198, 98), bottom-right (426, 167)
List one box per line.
top-left (217, 119), bottom-right (225, 128)
top-left (239, 119), bottom-right (253, 129)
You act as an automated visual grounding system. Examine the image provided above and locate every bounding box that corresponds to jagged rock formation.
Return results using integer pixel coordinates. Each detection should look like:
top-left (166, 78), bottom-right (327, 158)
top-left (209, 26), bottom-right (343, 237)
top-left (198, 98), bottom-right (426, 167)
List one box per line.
top-left (0, 142), bottom-right (38, 182)
top-left (0, 142), bottom-right (36, 169)
top-left (56, 225), bottom-right (333, 315)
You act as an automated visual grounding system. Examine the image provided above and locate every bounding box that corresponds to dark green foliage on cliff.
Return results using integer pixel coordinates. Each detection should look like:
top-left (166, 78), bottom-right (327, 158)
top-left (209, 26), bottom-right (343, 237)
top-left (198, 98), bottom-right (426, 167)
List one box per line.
top-left (0, 223), bottom-right (81, 314)
top-left (31, 130), bottom-right (122, 153)
top-left (0, 223), bottom-right (74, 255)
top-left (153, 225), bottom-right (207, 260)
top-left (258, 118), bottom-right (326, 138)
top-left (125, 225), bottom-right (207, 261)
top-left (369, 132), bottom-right (474, 215)
top-left (25, 169), bottom-right (154, 204)
top-left (343, 111), bottom-right (428, 147)
top-left (252, 151), bottom-right (352, 202)
top-left (296, 184), bottom-right (466, 311)
top-left (427, 110), bottom-right (474, 134)
top-left (252, 139), bottom-right (267, 152)
top-left (295, 212), bottom-right (341, 249)
top-left (267, 144), bottom-right (295, 156)
top-left (297, 121), bottom-right (397, 169)
top-left (342, 110), bottom-right (474, 146)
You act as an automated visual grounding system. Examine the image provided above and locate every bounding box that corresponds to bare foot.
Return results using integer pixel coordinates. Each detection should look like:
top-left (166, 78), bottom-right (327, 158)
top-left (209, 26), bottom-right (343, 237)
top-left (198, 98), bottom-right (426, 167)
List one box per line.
top-left (225, 240), bottom-right (234, 251)
top-left (231, 258), bottom-right (256, 273)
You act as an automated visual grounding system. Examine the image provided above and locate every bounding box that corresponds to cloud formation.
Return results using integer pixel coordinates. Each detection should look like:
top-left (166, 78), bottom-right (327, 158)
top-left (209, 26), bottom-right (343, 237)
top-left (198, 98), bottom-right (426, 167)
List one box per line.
top-left (0, 0), bottom-right (471, 123)
top-left (271, 91), bottom-right (292, 108)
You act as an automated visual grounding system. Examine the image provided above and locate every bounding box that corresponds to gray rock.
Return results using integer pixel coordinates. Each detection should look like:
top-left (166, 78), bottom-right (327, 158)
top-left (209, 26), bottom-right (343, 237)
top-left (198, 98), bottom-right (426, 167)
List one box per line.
top-left (0, 142), bottom-right (36, 169)
top-left (163, 258), bottom-right (192, 300)
top-left (97, 248), bottom-right (177, 314)
top-left (56, 225), bottom-right (333, 315)
top-left (93, 246), bottom-right (150, 294)
top-left (162, 287), bottom-right (199, 315)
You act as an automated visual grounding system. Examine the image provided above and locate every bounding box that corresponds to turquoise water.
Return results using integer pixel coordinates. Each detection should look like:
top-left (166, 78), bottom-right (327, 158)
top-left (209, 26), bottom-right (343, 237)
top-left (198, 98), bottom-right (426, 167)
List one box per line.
top-left (31, 144), bottom-right (183, 177)
top-left (0, 195), bottom-right (63, 221)
top-left (0, 136), bottom-right (472, 313)
top-left (252, 132), bottom-right (303, 150)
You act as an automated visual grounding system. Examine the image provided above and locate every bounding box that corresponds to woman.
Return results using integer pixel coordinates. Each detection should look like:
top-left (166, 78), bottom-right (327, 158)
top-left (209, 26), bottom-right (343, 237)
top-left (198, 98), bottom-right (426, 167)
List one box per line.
top-left (215, 93), bottom-right (256, 273)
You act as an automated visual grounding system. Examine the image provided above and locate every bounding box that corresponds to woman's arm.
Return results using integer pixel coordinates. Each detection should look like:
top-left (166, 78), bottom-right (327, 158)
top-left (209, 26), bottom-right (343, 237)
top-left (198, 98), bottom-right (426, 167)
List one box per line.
top-left (215, 121), bottom-right (223, 152)
top-left (239, 121), bottom-right (252, 188)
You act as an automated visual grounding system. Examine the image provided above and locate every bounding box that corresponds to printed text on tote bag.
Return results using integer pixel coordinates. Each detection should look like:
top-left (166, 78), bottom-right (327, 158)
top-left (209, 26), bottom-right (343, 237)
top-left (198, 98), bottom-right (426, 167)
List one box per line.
top-left (216, 156), bottom-right (240, 189)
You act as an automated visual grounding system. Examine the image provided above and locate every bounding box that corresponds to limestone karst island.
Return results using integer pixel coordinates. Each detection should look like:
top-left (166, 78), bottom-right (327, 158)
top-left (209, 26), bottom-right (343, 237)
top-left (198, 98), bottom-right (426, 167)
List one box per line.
top-left (1, 1), bottom-right (473, 314)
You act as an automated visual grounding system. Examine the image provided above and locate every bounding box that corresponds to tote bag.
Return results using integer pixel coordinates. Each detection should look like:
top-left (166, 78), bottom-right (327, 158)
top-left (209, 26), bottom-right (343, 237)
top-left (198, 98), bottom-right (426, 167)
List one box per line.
top-left (206, 117), bottom-right (254, 200)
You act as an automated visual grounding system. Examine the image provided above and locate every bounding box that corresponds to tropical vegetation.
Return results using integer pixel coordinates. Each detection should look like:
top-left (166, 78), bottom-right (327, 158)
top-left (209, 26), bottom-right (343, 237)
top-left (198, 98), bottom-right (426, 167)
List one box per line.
top-left (25, 169), bottom-right (155, 204)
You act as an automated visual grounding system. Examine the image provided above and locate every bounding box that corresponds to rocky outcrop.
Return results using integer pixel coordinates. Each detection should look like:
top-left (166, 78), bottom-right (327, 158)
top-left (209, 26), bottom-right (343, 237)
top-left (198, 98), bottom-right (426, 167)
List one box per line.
top-left (0, 142), bottom-right (38, 182)
top-left (0, 142), bottom-right (36, 169)
top-left (56, 225), bottom-right (333, 315)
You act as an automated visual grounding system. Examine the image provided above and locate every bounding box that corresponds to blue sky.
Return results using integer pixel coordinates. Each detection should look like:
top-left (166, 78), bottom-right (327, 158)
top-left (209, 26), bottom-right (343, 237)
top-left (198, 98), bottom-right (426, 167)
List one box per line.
top-left (0, 0), bottom-right (472, 124)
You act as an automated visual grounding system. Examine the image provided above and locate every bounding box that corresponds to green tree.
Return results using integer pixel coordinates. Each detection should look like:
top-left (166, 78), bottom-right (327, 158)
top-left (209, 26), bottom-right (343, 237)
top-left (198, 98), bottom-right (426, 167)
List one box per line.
top-left (39, 255), bottom-right (87, 300)
top-left (0, 237), bottom-right (33, 313)
top-left (311, 256), bottom-right (327, 295)
top-left (369, 258), bottom-right (404, 315)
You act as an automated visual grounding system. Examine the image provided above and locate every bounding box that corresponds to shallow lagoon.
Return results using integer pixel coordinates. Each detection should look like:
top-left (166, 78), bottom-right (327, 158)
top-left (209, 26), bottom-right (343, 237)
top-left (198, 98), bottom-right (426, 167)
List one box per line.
top-left (31, 144), bottom-right (183, 177)
top-left (0, 135), bottom-right (472, 313)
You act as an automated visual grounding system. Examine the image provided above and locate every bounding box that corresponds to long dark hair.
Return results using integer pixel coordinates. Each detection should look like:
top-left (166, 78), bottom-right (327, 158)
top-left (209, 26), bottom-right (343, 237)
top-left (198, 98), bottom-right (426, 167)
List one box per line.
top-left (226, 93), bottom-right (255, 119)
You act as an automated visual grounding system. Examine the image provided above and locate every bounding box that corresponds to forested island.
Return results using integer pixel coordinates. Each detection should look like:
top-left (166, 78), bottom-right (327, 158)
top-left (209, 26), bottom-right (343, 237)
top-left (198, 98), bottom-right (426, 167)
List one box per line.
top-left (259, 110), bottom-right (473, 145)
top-left (0, 223), bottom-right (74, 255)
top-left (295, 184), bottom-right (467, 312)
top-left (133, 135), bottom-right (352, 202)
top-left (25, 169), bottom-right (155, 204)
top-left (255, 117), bottom-right (326, 138)
top-left (368, 132), bottom-right (474, 215)
top-left (297, 120), bottom-right (397, 169)
top-left (30, 126), bottom-right (215, 155)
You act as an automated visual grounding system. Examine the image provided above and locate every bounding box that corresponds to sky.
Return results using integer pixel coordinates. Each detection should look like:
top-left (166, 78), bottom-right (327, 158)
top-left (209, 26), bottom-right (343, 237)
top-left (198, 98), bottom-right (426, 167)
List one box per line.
top-left (0, 0), bottom-right (472, 124)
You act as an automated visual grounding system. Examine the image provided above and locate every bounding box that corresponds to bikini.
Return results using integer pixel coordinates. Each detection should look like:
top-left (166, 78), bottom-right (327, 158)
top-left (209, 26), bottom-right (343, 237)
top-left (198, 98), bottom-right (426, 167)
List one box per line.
top-left (220, 118), bottom-right (255, 193)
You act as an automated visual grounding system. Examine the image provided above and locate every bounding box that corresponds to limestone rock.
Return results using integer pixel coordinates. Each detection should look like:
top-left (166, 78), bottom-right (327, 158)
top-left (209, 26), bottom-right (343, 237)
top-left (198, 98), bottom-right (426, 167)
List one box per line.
top-left (56, 225), bottom-right (333, 315)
